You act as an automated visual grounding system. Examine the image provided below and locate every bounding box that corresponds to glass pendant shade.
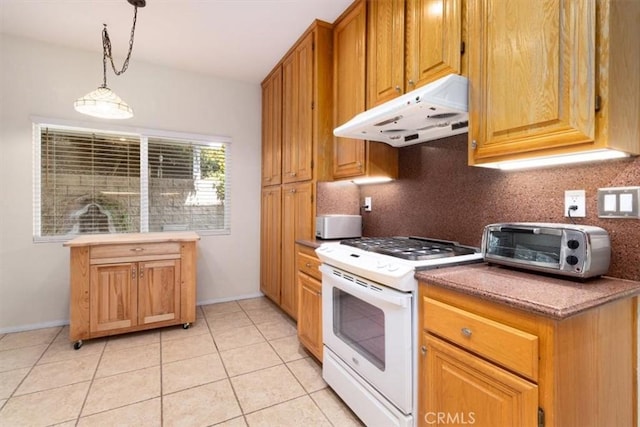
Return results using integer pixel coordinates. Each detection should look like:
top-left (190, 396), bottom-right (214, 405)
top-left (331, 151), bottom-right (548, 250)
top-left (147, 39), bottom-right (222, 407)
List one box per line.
top-left (74, 86), bottom-right (133, 119)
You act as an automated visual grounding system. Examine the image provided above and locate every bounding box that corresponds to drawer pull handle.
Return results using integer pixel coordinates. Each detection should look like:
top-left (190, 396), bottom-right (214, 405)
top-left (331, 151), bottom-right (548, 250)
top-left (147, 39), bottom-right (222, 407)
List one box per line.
top-left (130, 247), bottom-right (144, 252)
top-left (421, 345), bottom-right (427, 356)
top-left (461, 327), bottom-right (473, 338)
top-left (305, 262), bottom-right (311, 268)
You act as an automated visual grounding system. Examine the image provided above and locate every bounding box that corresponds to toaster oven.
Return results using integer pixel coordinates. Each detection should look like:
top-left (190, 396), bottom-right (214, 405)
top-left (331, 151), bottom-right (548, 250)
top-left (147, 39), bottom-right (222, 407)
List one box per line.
top-left (481, 223), bottom-right (611, 279)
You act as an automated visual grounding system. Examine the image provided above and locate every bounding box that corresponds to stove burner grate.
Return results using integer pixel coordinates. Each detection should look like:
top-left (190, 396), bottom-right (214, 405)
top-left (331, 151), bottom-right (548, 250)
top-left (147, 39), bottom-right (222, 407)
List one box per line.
top-left (340, 236), bottom-right (478, 261)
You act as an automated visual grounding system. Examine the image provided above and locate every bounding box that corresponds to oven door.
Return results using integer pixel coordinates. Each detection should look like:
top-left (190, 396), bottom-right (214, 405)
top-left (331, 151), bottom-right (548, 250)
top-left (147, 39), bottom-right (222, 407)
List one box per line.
top-left (321, 264), bottom-right (413, 413)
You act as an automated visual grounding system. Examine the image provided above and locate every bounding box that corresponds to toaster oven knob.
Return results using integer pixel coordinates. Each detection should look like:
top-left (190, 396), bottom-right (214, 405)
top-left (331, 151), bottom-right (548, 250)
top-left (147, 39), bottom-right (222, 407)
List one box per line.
top-left (567, 239), bottom-right (580, 250)
top-left (566, 255), bottom-right (579, 266)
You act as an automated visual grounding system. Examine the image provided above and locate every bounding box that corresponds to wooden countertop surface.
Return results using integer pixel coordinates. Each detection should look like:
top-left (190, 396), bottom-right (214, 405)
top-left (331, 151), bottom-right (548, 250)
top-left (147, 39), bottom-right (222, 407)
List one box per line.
top-left (416, 263), bottom-right (640, 319)
top-left (63, 231), bottom-right (200, 247)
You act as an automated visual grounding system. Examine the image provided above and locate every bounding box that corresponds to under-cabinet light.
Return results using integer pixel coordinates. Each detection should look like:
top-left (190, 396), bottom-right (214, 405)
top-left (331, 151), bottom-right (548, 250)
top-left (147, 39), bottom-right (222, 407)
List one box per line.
top-left (351, 176), bottom-right (394, 185)
top-left (478, 149), bottom-right (630, 170)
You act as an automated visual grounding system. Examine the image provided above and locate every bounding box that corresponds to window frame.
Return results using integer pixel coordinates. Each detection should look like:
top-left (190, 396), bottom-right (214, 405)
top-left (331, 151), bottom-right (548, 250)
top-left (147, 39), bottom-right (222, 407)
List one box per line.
top-left (32, 117), bottom-right (232, 242)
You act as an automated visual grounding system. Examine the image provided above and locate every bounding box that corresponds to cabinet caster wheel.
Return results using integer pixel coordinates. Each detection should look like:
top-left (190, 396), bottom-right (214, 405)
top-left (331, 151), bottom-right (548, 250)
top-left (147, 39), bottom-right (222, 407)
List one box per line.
top-left (73, 340), bottom-right (83, 350)
top-left (182, 323), bottom-right (191, 329)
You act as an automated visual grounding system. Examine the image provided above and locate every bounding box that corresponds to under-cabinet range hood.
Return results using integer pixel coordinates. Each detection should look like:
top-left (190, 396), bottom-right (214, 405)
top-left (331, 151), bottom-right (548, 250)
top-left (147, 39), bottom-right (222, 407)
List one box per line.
top-left (334, 74), bottom-right (469, 147)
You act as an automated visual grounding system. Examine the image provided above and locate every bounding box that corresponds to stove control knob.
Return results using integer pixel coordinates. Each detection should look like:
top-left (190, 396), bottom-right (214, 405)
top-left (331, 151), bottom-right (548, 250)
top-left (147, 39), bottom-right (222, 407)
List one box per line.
top-left (387, 264), bottom-right (400, 272)
top-left (376, 261), bottom-right (387, 269)
top-left (566, 255), bottom-right (579, 266)
top-left (567, 239), bottom-right (580, 250)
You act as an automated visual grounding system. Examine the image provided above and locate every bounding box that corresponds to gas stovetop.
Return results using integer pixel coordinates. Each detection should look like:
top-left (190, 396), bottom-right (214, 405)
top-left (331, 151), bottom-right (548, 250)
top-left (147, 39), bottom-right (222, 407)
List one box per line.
top-left (339, 236), bottom-right (477, 261)
top-left (316, 236), bottom-right (483, 292)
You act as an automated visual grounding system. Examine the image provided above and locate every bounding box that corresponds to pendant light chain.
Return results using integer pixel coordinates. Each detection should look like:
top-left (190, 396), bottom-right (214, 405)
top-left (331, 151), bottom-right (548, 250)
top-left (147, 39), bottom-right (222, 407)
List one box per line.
top-left (101, 5), bottom-right (139, 88)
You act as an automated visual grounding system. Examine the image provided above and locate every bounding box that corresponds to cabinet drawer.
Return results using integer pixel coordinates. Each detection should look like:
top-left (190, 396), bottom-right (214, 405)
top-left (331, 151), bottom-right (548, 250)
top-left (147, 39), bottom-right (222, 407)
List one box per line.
top-left (91, 243), bottom-right (181, 262)
top-left (296, 247), bottom-right (322, 281)
top-left (423, 297), bottom-right (539, 381)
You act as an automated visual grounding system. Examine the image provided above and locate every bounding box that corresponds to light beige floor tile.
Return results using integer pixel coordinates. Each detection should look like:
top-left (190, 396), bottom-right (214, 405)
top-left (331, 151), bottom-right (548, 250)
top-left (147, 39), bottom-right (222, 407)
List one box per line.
top-left (269, 335), bottom-right (307, 362)
top-left (0, 399), bottom-right (6, 411)
top-left (237, 297), bottom-right (277, 311)
top-left (51, 421), bottom-right (76, 427)
top-left (39, 337), bottom-right (106, 365)
top-left (196, 306), bottom-right (205, 318)
top-left (162, 353), bottom-right (227, 394)
top-left (287, 357), bottom-right (327, 393)
top-left (310, 388), bottom-right (364, 426)
top-left (245, 395), bottom-right (331, 426)
top-left (15, 353), bottom-right (100, 395)
top-left (96, 343), bottom-right (160, 378)
top-left (213, 325), bottom-right (265, 351)
top-left (0, 381), bottom-right (89, 427)
top-left (77, 397), bottom-right (160, 427)
top-left (104, 330), bottom-right (160, 352)
top-left (230, 364), bottom-right (306, 414)
top-left (82, 365), bottom-right (160, 416)
top-left (161, 332), bottom-right (216, 364)
top-left (214, 416), bottom-right (247, 426)
top-left (163, 379), bottom-right (241, 427)
top-left (161, 319), bottom-right (209, 342)
top-left (206, 311), bottom-right (253, 333)
top-left (220, 342), bottom-right (282, 377)
top-left (255, 318), bottom-right (297, 341)
top-left (0, 345), bottom-right (48, 373)
top-left (201, 301), bottom-right (243, 317)
top-left (0, 368), bottom-right (29, 399)
top-left (0, 327), bottom-right (61, 351)
top-left (245, 308), bottom-right (289, 325)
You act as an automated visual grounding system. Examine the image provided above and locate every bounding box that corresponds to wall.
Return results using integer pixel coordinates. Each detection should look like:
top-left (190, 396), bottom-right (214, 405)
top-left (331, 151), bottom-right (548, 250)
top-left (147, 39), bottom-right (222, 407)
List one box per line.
top-left (356, 133), bottom-right (640, 281)
top-left (0, 35), bottom-right (262, 332)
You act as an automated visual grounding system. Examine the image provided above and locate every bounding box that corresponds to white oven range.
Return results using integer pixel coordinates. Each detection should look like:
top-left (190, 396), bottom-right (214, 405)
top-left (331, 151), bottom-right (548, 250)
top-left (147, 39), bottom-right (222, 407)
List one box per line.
top-left (316, 237), bottom-right (482, 427)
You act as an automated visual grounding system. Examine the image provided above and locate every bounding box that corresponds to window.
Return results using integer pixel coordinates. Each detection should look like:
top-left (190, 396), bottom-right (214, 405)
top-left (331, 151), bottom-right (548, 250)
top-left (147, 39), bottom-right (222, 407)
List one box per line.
top-left (33, 122), bottom-right (231, 240)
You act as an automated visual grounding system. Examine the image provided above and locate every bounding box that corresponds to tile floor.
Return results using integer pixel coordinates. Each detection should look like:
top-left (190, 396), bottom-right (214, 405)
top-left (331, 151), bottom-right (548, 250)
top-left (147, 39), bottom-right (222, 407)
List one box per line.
top-left (0, 297), bottom-right (364, 426)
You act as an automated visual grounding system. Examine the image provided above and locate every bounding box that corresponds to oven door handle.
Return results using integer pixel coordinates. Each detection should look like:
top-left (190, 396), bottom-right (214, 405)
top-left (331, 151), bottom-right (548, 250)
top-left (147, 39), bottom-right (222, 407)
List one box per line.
top-left (321, 266), bottom-right (410, 309)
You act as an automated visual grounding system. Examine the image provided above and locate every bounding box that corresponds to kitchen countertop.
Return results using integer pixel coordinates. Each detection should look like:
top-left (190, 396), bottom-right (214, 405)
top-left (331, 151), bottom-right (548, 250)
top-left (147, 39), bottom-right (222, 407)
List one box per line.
top-left (416, 263), bottom-right (640, 320)
top-left (63, 231), bottom-right (200, 247)
top-left (296, 238), bottom-right (341, 249)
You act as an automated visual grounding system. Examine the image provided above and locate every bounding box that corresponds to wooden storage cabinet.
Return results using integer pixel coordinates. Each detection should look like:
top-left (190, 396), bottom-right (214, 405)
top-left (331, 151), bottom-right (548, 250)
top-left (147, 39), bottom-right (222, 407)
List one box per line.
top-left (366, 0), bottom-right (464, 108)
top-left (261, 66), bottom-right (282, 187)
top-left (260, 186), bottom-right (282, 304)
top-left (418, 282), bottom-right (637, 427)
top-left (296, 243), bottom-right (323, 361)
top-left (65, 232), bottom-right (199, 348)
top-left (333, 0), bottom-right (398, 181)
top-left (468, 0), bottom-right (640, 166)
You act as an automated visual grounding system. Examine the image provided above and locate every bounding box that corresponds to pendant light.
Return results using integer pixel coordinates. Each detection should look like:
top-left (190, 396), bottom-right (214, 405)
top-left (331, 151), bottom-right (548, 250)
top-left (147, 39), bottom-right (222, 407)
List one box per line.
top-left (74, 0), bottom-right (145, 119)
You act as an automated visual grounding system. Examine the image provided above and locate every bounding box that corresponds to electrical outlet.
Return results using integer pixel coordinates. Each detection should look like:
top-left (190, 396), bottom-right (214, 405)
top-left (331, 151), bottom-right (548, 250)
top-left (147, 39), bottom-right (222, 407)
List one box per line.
top-left (564, 190), bottom-right (586, 217)
top-left (364, 196), bottom-right (372, 212)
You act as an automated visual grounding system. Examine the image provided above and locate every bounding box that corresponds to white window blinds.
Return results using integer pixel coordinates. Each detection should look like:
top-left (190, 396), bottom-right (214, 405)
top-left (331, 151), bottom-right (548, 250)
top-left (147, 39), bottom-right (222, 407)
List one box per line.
top-left (34, 123), bottom-right (231, 240)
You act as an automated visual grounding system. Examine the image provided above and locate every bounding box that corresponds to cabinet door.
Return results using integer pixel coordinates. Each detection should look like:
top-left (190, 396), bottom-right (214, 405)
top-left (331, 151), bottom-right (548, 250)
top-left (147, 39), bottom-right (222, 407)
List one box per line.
top-left (137, 259), bottom-right (181, 325)
top-left (333, 0), bottom-right (367, 179)
top-left (367, 0), bottom-right (405, 107)
top-left (90, 263), bottom-right (137, 333)
top-left (406, 0), bottom-right (462, 89)
top-left (420, 333), bottom-right (538, 427)
top-left (297, 271), bottom-right (323, 361)
top-left (282, 32), bottom-right (314, 184)
top-left (260, 186), bottom-right (282, 304)
top-left (261, 67), bottom-right (282, 187)
top-left (281, 182), bottom-right (314, 319)
top-left (468, 0), bottom-right (595, 165)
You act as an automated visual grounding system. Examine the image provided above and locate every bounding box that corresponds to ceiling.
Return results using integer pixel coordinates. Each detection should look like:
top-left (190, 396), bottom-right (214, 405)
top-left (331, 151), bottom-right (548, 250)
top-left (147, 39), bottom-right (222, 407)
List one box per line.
top-left (0, 0), bottom-right (354, 84)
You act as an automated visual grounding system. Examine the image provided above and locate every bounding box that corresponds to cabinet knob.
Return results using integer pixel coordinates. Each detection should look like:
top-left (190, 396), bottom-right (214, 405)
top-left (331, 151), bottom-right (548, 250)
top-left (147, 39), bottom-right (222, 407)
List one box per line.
top-left (408, 79), bottom-right (415, 86)
top-left (395, 85), bottom-right (401, 93)
top-left (421, 345), bottom-right (427, 356)
top-left (139, 266), bottom-right (144, 279)
top-left (305, 262), bottom-right (311, 268)
top-left (130, 247), bottom-right (144, 252)
top-left (290, 172), bottom-right (297, 177)
top-left (290, 189), bottom-right (297, 193)
top-left (131, 267), bottom-right (136, 280)
top-left (461, 327), bottom-right (473, 338)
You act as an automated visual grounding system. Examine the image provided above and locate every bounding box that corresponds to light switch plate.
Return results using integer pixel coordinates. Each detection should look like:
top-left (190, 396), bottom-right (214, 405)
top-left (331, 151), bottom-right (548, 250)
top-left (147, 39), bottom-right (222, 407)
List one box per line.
top-left (598, 187), bottom-right (640, 218)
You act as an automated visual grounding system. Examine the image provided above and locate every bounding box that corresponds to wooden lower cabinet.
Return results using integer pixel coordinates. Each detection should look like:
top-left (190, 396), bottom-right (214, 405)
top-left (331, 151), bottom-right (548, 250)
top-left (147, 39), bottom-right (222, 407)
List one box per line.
top-left (419, 283), bottom-right (637, 427)
top-left (65, 232), bottom-right (199, 348)
top-left (296, 244), bottom-right (323, 361)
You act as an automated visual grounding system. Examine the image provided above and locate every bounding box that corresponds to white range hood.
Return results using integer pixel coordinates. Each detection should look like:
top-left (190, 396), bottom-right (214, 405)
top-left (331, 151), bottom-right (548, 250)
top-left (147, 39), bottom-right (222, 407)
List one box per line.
top-left (333, 74), bottom-right (469, 147)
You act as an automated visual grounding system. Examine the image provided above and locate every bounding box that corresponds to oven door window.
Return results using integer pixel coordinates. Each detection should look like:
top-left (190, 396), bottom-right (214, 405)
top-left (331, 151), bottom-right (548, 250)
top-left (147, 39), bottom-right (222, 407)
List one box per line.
top-left (333, 288), bottom-right (385, 370)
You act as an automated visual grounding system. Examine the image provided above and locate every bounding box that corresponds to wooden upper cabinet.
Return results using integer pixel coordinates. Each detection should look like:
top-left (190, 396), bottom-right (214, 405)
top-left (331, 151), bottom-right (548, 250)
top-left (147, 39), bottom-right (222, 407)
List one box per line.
top-left (467, 0), bottom-right (640, 166)
top-left (406, 0), bottom-right (463, 90)
top-left (366, 0), bottom-right (463, 108)
top-left (261, 67), bottom-right (282, 187)
top-left (367, 0), bottom-right (405, 108)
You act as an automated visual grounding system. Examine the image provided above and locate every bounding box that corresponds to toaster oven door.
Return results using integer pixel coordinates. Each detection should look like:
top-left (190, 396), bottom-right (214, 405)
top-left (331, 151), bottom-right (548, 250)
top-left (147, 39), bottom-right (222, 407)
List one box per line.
top-left (484, 225), bottom-right (563, 268)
